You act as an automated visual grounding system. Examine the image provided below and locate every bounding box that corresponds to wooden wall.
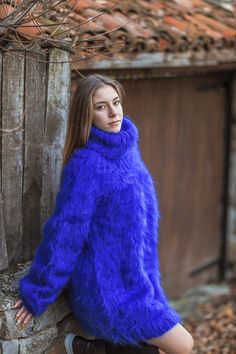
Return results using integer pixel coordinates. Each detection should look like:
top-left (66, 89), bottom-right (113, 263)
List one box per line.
top-left (71, 70), bottom-right (231, 296)
top-left (120, 74), bottom-right (228, 297)
top-left (1, 57), bottom-right (230, 298)
top-left (227, 73), bottom-right (236, 272)
top-left (71, 70), bottom-right (230, 296)
top-left (0, 46), bottom-right (71, 269)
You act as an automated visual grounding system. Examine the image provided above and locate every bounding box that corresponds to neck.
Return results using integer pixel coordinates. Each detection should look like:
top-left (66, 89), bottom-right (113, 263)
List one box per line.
top-left (85, 116), bottom-right (139, 159)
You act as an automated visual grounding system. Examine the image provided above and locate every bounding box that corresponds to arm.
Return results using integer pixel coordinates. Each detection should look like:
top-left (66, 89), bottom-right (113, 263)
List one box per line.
top-left (18, 158), bottom-right (98, 317)
top-left (146, 323), bottom-right (194, 354)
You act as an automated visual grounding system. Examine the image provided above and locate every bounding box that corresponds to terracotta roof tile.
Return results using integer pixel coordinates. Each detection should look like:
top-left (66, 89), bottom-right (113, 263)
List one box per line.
top-left (0, 4), bottom-right (15, 19)
top-left (16, 20), bottom-right (44, 40)
top-left (185, 14), bottom-right (223, 40)
top-left (1, 0), bottom-right (236, 60)
top-left (67, 0), bottom-right (93, 12)
top-left (163, 16), bottom-right (192, 35)
top-left (194, 13), bottom-right (236, 38)
top-left (159, 37), bottom-right (172, 51)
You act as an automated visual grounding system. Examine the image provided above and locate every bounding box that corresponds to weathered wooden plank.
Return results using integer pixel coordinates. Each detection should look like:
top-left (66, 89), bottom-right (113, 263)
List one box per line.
top-left (0, 192), bottom-right (9, 271)
top-left (2, 44), bottom-right (24, 265)
top-left (226, 73), bottom-right (236, 266)
top-left (0, 50), bottom-right (9, 270)
top-left (22, 45), bottom-right (47, 261)
top-left (40, 48), bottom-right (71, 225)
top-left (0, 201), bottom-right (8, 270)
top-left (122, 74), bottom-right (225, 297)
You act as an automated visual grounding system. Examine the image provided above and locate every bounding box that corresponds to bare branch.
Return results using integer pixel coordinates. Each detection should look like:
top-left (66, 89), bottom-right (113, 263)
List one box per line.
top-left (71, 62), bottom-right (86, 78)
top-left (0, 0), bottom-right (137, 64)
top-left (0, 1), bottom-right (38, 35)
top-left (47, 3), bottom-right (118, 38)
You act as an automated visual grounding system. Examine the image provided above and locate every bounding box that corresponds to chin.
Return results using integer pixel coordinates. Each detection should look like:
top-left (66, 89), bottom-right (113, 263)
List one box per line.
top-left (109, 120), bottom-right (122, 132)
top-left (110, 125), bottom-right (121, 133)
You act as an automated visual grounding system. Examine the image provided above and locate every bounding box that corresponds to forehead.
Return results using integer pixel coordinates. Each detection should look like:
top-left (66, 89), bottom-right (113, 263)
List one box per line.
top-left (93, 85), bottom-right (118, 103)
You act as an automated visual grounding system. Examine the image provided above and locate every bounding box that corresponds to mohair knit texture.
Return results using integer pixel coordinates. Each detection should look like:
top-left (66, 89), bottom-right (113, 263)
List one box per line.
top-left (18, 115), bottom-right (182, 345)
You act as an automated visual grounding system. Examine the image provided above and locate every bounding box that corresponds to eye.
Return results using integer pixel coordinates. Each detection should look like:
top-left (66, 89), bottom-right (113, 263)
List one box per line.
top-left (114, 100), bottom-right (120, 106)
top-left (96, 104), bottom-right (106, 111)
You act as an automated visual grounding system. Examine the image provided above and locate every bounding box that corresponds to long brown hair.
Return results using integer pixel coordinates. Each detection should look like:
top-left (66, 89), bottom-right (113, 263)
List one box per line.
top-left (62, 74), bottom-right (125, 168)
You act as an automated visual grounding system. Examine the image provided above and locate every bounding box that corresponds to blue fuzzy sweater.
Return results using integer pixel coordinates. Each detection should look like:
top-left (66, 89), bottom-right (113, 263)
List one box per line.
top-left (19, 116), bottom-right (182, 345)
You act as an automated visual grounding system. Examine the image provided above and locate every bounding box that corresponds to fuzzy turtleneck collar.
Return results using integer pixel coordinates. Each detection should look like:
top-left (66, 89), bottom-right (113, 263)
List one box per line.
top-left (85, 115), bottom-right (139, 159)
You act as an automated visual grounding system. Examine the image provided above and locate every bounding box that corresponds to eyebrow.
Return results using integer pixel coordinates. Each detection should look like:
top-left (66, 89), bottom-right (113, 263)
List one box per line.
top-left (94, 96), bottom-right (119, 105)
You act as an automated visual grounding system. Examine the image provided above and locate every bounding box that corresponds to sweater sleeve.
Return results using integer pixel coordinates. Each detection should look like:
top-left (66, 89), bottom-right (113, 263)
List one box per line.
top-left (18, 158), bottom-right (98, 317)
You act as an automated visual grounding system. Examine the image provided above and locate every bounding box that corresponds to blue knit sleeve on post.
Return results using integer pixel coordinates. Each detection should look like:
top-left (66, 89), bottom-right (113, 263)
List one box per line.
top-left (18, 158), bottom-right (97, 317)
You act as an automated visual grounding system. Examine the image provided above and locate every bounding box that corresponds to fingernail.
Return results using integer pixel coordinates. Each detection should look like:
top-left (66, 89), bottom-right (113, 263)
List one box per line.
top-left (16, 319), bottom-right (21, 325)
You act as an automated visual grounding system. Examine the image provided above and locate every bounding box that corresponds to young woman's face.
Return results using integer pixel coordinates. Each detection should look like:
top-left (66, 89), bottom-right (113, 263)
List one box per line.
top-left (92, 85), bottom-right (123, 132)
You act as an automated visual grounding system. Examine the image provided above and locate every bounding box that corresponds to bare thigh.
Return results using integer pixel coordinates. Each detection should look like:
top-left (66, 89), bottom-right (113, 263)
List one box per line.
top-left (145, 323), bottom-right (194, 354)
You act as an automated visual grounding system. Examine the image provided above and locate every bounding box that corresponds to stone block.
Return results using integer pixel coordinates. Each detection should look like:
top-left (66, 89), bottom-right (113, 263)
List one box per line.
top-left (0, 339), bottom-right (19, 354)
top-left (0, 263), bottom-right (31, 312)
top-left (0, 263), bottom-right (71, 339)
top-left (0, 309), bottom-right (33, 339)
top-left (18, 326), bottom-right (57, 354)
top-left (32, 294), bottom-right (71, 333)
top-left (44, 313), bottom-right (96, 354)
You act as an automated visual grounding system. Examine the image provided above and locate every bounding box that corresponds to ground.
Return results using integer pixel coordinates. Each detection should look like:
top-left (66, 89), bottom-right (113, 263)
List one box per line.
top-left (183, 279), bottom-right (236, 354)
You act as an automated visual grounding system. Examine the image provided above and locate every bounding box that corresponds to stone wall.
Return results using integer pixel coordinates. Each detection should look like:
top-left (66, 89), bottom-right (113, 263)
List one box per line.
top-left (0, 263), bottom-right (95, 354)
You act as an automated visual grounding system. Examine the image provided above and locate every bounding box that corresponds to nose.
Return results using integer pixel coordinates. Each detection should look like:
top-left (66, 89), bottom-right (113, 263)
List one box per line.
top-left (108, 105), bottom-right (117, 117)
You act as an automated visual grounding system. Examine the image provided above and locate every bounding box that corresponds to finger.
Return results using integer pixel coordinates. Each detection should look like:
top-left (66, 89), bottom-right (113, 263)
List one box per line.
top-left (15, 302), bottom-right (24, 315)
top-left (16, 310), bottom-right (32, 327)
top-left (15, 306), bottom-right (26, 318)
top-left (16, 306), bottom-right (25, 317)
top-left (20, 309), bottom-right (31, 322)
top-left (16, 312), bottom-right (27, 326)
top-left (22, 313), bottom-right (33, 325)
top-left (14, 299), bottom-right (23, 308)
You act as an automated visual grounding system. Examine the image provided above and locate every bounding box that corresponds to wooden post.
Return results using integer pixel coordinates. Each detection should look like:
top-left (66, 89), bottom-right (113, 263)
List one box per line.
top-left (226, 72), bottom-right (236, 274)
top-left (0, 50), bottom-right (8, 270)
top-left (0, 191), bottom-right (8, 270)
top-left (22, 44), bottom-right (47, 261)
top-left (1, 44), bottom-right (24, 265)
top-left (40, 48), bottom-right (71, 226)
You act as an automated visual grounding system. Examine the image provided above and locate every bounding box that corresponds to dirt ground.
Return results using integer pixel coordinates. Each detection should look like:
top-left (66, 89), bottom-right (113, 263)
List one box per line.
top-left (183, 279), bottom-right (236, 354)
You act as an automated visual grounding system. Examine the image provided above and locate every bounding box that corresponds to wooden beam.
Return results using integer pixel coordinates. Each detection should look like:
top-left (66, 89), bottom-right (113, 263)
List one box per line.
top-left (22, 44), bottom-right (47, 261)
top-left (0, 49), bottom-right (9, 270)
top-left (40, 48), bottom-right (71, 225)
top-left (1, 44), bottom-right (24, 265)
top-left (226, 72), bottom-right (236, 273)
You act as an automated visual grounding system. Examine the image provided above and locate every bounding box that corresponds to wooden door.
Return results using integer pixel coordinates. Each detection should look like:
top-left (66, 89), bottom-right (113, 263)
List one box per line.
top-left (121, 74), bottom-right (227, 297)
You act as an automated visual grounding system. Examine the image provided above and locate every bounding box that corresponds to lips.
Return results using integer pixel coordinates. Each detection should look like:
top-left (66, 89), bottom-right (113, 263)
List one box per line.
top-left (109, 120), bottom-right (120, 125)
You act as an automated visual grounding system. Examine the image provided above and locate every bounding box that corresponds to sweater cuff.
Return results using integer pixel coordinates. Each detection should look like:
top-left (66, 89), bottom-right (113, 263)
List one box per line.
top-left (18, 279), bottom-right (45, 317)
top-left (148, 306), bottom-right (183, 338)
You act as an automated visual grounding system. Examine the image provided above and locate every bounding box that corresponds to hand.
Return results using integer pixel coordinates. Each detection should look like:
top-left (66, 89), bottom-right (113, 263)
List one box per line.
top-left (14, 299), bottom-right (33, 328)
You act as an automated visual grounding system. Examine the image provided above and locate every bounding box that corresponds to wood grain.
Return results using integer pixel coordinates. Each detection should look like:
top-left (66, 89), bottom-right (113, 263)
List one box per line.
top-left (22, 44), bottom-right (47, 261)
top-left (1, 44), bottom-right (24, 265)
top-left (40, 48), bottom-right (71, 227)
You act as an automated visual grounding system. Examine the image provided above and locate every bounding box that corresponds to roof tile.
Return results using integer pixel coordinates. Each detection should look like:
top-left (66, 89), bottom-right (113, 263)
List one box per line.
top-left (0, 4), bottom-right (15, 19)
top-left (16, 20), bottom-right (43, 40)
top-left (194, 13), bottom-right (236, 38)
top-left (185, 14), bottom-right (223, 40)
top-left (1, 0), bottom-right (236, 60)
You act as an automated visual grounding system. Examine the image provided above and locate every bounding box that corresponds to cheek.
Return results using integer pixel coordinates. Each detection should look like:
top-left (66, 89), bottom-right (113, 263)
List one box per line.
top-left (93, 111), bottom-right (106, 124)
top-left (117, 103), bottom-right (123, 113)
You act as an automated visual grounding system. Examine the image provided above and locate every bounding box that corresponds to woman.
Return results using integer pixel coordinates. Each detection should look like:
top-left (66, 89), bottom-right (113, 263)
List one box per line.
top-left (14, 74), bottom-right (194, 354)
